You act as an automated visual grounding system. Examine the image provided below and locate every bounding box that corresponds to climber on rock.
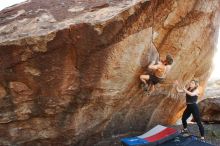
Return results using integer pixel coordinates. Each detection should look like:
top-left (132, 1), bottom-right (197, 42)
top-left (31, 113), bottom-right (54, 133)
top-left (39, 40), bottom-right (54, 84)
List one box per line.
top-left (139, 54), bottom-right (173, 93)
top-left (174, 79), bottom-right (205, 140)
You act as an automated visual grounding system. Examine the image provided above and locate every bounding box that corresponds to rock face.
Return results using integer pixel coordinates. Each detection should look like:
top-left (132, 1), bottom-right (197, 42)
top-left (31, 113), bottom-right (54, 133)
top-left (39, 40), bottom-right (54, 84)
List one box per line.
top-left (0, 0), bottom-right (219, 145)
top-left (199, 98), bottom-right (220, 123)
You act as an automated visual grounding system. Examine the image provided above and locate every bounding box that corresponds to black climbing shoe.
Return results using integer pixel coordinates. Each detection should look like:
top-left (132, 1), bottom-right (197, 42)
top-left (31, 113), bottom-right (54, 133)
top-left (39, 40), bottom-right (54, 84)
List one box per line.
top-left (143, 85), bottom-right (148, 91)
top-left (181, 128), bottom-right (188, 133)
top-left (140, 82), bottom-right (144, 88)
top-left (140, 83), bottom-right (148, 91)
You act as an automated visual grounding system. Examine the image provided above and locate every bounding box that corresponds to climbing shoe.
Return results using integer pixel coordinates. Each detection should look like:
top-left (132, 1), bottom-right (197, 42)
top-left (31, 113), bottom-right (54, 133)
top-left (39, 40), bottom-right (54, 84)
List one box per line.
top-left (200, 136), bottom-right (205, 142)
top-left (181, 128), bottom-right (190, 137)
top-left (140, 83), bottom-right (148, 91)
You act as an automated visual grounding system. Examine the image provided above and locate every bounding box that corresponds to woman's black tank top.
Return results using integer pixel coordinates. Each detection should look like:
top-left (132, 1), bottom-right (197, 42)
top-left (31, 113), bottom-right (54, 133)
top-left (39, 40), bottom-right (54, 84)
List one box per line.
top-left (186, 88), bottom-right (198, 103)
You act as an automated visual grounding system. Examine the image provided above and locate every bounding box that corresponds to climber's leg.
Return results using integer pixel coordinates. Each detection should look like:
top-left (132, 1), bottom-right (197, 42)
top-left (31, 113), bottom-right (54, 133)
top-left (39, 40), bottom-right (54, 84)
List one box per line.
top-left (149, 84), bottom-right (155, 93)
top-left (146, 83), bottom-right (152, 91)
top-left (140, 75), bottom-right (149, 85)
top-left (145, 84), bottom-right (155, 95)
top-left (140, 75), bottom-right (150, 91)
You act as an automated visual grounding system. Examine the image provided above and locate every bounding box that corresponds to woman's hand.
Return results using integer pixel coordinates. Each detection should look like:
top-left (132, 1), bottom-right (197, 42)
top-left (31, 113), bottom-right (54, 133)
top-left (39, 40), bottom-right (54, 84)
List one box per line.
top-left (183, 87), bottom-right (187, 92)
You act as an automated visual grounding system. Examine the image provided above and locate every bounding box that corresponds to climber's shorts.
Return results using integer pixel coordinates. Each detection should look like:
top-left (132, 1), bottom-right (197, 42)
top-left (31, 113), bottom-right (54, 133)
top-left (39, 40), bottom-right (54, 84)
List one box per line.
top-left (149, 75), bottom-right (163, 85)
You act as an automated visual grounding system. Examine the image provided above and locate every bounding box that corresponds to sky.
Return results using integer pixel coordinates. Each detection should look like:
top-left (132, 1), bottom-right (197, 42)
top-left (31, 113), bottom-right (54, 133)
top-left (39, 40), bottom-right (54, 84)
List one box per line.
top-left (210, 32), bottom-right (220, 80)
top-left (0, 0), bottom-right (220, 80)
top-left (0, 0), bottom-right (27, 11)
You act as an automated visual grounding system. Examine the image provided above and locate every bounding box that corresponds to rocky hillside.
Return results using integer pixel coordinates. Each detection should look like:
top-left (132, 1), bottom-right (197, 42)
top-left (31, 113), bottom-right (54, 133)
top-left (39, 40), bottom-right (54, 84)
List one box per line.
top-left (0, 0), bottom-right (219, 145)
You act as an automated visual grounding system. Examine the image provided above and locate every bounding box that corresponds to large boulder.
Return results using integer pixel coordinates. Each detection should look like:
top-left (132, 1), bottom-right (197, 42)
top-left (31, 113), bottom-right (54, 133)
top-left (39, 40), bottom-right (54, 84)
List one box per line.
top-left (205, 79), bottom-right (220, 98)
top-left (198, 98), bottom-right (220, 123)
top-left (0, 0), bottom-right (219, 145)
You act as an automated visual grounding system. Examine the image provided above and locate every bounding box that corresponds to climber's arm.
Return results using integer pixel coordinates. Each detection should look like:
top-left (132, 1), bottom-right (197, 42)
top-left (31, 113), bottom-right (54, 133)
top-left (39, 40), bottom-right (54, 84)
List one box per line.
top-left (148, 64), bottom-right (159, 70)
top-left (148, 61), bottom-right (159, 70)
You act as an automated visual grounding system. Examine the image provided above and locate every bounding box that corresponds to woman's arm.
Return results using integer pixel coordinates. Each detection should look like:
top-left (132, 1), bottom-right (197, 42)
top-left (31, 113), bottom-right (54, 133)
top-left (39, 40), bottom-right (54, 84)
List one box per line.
top-left (183, 88), bottom-right (199, 96)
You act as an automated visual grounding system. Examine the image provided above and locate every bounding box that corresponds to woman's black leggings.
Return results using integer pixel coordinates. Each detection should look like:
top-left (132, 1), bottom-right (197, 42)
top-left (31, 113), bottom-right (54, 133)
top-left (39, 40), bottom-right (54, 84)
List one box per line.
top-left (182, 103), bottom-right (204, 137)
